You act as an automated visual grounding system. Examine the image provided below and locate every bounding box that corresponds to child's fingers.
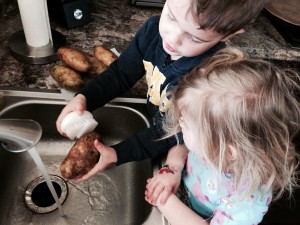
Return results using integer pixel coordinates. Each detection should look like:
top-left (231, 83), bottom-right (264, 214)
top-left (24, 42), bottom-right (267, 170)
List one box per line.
top-left (149, 183), bottom-right (164, 203)
top-left (146, 177), bottom-right (159, 196)
top-left (159, 187), bottom-right (173, 205)
top-left (145, 195), bottom-right (151, 204)
top-left (56, 95), bottom-right (86, 134)
top-left (146, 178), bottom-right (153, 185)
top-left (145, 195), bottom-right (156, 206)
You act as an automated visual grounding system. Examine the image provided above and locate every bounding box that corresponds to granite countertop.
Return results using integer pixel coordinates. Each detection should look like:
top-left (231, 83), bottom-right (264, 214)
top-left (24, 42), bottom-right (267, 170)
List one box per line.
top-left (0, 0), bottom-right (299, 95)
top-left (228, 12), bottom-right (300, 62)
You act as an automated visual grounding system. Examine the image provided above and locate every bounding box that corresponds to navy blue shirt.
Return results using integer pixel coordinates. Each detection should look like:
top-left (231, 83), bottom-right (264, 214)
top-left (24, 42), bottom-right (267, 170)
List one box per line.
top-left (80, 16), bottom-right (225, 165)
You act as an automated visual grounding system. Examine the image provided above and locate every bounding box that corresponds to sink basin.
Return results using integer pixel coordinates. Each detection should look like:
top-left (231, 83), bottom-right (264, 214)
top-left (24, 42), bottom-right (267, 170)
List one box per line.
top-left (0, 89), bottom-right (165, 225)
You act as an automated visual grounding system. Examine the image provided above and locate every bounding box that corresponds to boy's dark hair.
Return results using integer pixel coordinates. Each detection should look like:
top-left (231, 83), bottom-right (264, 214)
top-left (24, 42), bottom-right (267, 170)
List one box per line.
top-left (189, 0), bottom-right (269, 36)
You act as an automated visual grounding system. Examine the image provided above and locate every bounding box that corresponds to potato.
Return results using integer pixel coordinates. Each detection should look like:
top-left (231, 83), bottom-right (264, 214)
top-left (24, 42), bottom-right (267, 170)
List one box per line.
top-left (57, 46), bottom-right (91, 72)
top-left (87, 54), bottom-right (107, 78)
top-left (51, 65), bottom-right (84, 91)
top-left (60, 131), bottom-right (101, 179)
top-left (94, 45), bottom-right (118, 67)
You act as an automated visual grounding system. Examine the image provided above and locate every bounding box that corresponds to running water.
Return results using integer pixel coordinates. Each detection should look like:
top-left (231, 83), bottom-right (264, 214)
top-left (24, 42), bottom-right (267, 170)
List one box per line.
top-left (28, 147), bottom-right (65, 216)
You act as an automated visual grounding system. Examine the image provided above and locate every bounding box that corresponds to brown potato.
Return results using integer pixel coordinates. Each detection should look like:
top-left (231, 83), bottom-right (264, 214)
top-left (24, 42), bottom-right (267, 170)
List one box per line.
top-left (60, 131), bottom-right (101, 179)
top-left (87, 54), bottom-right (107, 78)
top-left (57, 46), bottom-right (91, 72)
top-left (94, 45), bottom-right (118, 67)
top-left (51, 65), bottom-right (84, 91)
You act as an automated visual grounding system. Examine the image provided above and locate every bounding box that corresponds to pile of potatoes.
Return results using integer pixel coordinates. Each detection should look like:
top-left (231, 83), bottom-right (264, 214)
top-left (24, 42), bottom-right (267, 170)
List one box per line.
top-left (51, 45), bottom-right (118, 91)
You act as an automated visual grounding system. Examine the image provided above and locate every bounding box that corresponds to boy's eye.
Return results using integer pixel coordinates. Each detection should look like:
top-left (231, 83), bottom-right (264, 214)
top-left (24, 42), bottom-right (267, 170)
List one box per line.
top-left (191, 36), bottom-right (202, 44)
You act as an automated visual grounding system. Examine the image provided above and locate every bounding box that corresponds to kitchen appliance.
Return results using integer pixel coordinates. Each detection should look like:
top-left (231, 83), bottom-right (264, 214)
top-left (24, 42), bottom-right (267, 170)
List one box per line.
top-left (265, 0), bottom-right (300, 49)
top-left (47, 0), bottom-right (90, 29)
top-left (129, 0), bottom-right (165, 7)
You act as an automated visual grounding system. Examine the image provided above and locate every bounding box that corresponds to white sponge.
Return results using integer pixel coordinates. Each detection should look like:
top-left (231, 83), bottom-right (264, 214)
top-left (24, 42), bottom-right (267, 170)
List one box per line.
top-left (61, 111), bottom-right (98, 140)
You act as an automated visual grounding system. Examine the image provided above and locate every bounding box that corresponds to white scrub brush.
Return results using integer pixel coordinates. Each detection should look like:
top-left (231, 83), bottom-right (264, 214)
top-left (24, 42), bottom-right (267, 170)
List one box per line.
top-left (61, 111), bottom-right (98, 140)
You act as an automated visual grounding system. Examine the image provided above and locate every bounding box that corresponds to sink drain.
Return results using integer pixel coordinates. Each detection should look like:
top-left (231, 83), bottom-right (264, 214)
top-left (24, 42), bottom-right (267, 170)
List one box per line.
top-left (24, 175), bottom-right (68, 214)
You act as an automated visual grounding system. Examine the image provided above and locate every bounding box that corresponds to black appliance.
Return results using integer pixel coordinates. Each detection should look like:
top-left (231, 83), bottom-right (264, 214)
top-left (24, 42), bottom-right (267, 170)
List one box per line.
top-left (265, 10), bottom-right (300, 49)
top-left (47, 0), bottom-right (90, 29)
top-left (264, 0), bottom-right (300, 49)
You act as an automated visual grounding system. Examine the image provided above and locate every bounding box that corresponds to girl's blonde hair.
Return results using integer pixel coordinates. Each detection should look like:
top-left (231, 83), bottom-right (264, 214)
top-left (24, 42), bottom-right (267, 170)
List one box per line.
top-left (164, 47), bottom-right (300, 199)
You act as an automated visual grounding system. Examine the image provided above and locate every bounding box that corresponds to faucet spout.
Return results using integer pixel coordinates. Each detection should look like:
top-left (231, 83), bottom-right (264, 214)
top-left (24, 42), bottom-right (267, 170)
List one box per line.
top-left (0, 119), bottom-right (42, 153)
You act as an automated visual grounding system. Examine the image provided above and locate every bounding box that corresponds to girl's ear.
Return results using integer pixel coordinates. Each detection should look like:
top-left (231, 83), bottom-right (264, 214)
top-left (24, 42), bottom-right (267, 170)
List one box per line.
top-left (226, 145), bottom-right (237, 161)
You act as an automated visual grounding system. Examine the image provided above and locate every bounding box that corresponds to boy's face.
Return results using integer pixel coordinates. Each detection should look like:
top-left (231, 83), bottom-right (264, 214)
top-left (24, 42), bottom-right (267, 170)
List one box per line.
top-left (159, 0), bottom-right (228, 60)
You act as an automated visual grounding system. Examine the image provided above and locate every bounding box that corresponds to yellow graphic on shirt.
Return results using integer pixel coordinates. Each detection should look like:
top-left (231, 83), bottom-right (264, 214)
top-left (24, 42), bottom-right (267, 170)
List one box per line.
top-left (143, 60), bottom-right (172, 112)
top-left (159, 85), bottom-right (171, 112)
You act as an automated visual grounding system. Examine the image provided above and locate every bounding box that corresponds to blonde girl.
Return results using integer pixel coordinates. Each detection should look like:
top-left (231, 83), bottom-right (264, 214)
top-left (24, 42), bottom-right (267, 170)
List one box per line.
top-left (145, 47), bottom-right (300, 225)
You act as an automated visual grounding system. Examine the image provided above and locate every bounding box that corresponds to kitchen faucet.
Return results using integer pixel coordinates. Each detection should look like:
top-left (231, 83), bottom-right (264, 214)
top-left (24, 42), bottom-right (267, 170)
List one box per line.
top-left (0, 119), bottom-right (42, 153)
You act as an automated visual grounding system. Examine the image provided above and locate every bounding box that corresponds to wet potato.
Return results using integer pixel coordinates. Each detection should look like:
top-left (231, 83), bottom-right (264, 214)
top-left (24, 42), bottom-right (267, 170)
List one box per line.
top-left (60, 131), bottom-right (101, 179)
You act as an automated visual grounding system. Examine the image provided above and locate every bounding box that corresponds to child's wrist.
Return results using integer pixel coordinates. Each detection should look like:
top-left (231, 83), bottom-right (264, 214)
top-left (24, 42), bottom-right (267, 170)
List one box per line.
top-left (165, 161), bottom-right (185, 171)
top-left (159, 164), bottom-right (181, 174)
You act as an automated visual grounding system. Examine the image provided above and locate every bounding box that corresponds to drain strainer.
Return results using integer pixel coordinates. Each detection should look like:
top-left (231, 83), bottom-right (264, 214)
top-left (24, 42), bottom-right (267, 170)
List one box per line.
top-left (24, 175), bottom-right (68, 214)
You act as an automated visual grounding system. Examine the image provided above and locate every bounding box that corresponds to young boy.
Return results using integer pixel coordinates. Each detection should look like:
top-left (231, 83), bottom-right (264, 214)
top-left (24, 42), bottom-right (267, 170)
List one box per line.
top-left (56, 0), bottom-right (268, 181)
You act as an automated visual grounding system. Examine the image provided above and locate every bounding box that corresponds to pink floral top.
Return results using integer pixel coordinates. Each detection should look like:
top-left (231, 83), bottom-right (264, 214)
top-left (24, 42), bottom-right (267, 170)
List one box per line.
top-left (183, 152), bottom-right (272, 225)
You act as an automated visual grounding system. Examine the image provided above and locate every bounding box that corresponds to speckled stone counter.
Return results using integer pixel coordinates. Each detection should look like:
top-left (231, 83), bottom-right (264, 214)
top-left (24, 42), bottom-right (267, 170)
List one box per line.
top-left (228, 13), bottom-right (300, 62)
top-left (0, 0), bottom-right (299, 96)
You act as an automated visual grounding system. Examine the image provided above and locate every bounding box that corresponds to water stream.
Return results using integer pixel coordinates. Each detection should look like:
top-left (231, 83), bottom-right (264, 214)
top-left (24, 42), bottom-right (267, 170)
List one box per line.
top-left (28, 147), bottom-right (65, 216)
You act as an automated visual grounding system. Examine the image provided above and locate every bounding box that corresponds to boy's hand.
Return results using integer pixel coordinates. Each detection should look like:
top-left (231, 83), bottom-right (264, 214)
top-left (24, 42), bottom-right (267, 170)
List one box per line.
top-left (145, 165), bottom-right (182, 205)
top-left (74, 139), bottom-right (118, 182)
top-left (56, 94), bottom-right (87, 135)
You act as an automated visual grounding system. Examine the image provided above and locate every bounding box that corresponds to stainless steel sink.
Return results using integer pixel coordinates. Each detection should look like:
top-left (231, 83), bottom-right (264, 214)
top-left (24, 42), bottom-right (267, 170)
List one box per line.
top-left (0, 89), bottom-right (166, 225)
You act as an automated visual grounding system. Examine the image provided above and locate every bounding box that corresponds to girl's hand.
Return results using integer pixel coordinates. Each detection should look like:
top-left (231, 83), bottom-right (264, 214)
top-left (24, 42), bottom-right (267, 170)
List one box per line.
top-left (145, 165), bottom-right (182, 205)
top-left (56, 94), bottom-right (87, 135)
top-left (74, 140), bottom-right (118, 182)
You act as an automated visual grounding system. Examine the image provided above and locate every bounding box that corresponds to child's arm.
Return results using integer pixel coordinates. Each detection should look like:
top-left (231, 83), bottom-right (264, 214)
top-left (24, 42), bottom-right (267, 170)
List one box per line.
top-left (164, 144), bottom-right (188, 171)
top-left (145, 145), bottom-right (188, 205)
top-left (155, 193), bottom-right (209, 225)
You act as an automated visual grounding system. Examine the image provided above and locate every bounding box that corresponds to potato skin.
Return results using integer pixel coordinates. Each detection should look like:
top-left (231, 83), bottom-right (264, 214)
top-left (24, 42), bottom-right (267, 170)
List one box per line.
top-left (57, 47), bottom-right (91, 72)
top-left (60, 131), bottom-right (101, 179)
top-left (94, 45), bottom-right (118, 67)
top-left (51, 65), bottom-right (84, 91)
top-left (87, 54), bottom-right (107, 78)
